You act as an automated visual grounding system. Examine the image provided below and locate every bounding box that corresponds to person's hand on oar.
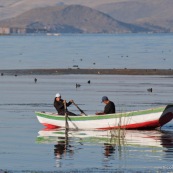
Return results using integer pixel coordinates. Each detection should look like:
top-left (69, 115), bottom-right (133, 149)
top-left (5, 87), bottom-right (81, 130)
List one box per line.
top-left (72, 101), bottom-right (87, 116)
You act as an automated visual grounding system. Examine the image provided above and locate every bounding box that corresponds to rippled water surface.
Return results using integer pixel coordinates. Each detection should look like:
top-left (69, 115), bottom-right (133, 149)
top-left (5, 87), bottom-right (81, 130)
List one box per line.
top-left (0, 34), bottom-right (173, 69)
top-left (1, 33), bottom-right (173, 172)
top-left (0, 75), bottom-right (173, 172)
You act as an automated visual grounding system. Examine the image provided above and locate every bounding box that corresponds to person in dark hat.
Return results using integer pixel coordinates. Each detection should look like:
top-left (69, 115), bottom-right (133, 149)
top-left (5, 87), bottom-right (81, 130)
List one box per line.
top-left (95, 96), bottom-right (116, 115)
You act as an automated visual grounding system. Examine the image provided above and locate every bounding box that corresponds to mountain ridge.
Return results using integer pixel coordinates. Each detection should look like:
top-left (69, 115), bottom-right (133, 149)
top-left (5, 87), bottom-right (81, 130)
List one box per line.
top-left (96, 0), bottom-right (173, 32)
top-left (0, 4), bottom-right (150, 33)
top-left (1, 0), bottom-right (173, 33)
top-left (0, 0), bottom-right (122, 21)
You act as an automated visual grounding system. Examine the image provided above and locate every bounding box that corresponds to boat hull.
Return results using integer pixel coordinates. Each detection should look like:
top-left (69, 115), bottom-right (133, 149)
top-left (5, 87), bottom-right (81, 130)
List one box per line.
top-left (35, 105), bottom-right (173, 130)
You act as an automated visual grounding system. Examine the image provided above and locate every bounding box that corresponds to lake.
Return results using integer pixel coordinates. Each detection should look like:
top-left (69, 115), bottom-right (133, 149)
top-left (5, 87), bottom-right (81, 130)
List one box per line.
top-left (0, 33), bottom-right (173, 69)
top-left (0, 74), bottom-right (173, 172)
top-left (0, 34), bottom-right (173, 172)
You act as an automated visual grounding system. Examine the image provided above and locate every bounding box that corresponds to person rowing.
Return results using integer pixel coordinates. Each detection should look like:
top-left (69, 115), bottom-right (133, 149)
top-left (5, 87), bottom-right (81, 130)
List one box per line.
top-left (54, 93), bottom-right (76, 116)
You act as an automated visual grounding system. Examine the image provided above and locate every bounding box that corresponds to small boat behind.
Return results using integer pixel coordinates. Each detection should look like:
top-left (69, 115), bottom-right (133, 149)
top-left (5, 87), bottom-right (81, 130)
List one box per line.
top-left (46, 33), bottom-right (61, 36)
top-left (35, 105), bottom-right (173, 130)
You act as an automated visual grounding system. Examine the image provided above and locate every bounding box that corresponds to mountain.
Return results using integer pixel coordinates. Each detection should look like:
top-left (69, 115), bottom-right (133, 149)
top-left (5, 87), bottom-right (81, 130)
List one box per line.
top-left (0, 0), bottom-right (122, 21)
top-left (0, 5), bottom-right (149, 33)
top-left (1, 0), bottom-right (173, 33)
top-left (96, 0), bottom-right (173, 32)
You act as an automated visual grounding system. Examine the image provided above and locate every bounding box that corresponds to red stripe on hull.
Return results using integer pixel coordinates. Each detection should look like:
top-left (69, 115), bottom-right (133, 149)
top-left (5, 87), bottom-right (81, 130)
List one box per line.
top-left (97, 119), bottom-right (160, 130)
top-left (97, 113), bottom-right (173, 130)
top-left (42, 123), bottom-right (61, 129)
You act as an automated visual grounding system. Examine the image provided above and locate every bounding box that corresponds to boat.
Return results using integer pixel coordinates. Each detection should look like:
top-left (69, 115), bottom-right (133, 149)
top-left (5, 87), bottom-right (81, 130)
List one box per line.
top-left (35, 105), bottom-right (173, 130)
top-left (46, 33), bottom-right (61, 36)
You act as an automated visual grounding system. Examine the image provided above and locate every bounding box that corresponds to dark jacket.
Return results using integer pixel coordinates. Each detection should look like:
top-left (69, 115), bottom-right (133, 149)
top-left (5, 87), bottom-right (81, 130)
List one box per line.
top-left (104, 101), bottom-right (116, 114)
top-left (54, 98), bottom-right (72, 115)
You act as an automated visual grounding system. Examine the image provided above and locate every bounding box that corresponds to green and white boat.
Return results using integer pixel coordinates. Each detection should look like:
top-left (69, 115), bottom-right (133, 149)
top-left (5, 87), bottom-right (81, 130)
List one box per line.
top-left (36, 105), bottom-right (173, 130)
top-left (35, 105), bottom-right (173, 130)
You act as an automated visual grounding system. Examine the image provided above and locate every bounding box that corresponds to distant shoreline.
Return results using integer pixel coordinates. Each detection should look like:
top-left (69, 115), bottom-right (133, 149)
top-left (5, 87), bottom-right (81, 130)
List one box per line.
top-left (1, 68), bottom-right (173, 76)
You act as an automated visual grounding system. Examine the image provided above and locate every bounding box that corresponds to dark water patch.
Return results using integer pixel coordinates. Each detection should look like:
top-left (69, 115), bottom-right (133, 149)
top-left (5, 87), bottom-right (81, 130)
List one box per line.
top-left (0, 103), bottom-right (52, 107)
top-left (29, 169), bottom-right (173, 173)
top-left (1, 169), bottom-right (168, 173)
top-left (0, 103), bottom-right (53, 112)
top-left (133, 102), bottom-right (172, 106)
top-left (97, 90), bottom-right (146, 93)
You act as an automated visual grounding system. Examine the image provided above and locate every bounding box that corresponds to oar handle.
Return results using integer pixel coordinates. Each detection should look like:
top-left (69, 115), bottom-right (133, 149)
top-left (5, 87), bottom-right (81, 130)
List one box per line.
top-left (72, 101), bottom-right (87, 116)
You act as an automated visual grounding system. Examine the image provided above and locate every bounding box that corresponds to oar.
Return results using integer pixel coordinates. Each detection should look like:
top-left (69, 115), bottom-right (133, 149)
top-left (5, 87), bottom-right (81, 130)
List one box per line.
top-left (72, 101), bottom-right (87, 116)
top-left (64, 124), bottom-right (69, 150)
top-left (67, 116), bottom-right (79, 130)
top-left (64, 100), bottom-right (69, 129)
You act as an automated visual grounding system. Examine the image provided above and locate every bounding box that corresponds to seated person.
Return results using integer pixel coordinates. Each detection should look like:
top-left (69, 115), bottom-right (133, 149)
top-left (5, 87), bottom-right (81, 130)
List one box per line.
top-left (96, 96), bottom-right (116, 115)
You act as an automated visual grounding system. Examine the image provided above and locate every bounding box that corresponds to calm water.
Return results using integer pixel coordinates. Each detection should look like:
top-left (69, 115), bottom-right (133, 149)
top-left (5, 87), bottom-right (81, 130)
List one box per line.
top-left (0, 34), bottom-right (173, 172)
top-left (0, 74), bottom-right (173, 172)
top-left (0, 34), bottom-right (173, 69)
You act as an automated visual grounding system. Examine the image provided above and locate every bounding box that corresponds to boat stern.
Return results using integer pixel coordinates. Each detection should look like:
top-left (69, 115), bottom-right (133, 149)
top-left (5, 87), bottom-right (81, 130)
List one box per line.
top-left (159, 105), bottom-right (173, 127)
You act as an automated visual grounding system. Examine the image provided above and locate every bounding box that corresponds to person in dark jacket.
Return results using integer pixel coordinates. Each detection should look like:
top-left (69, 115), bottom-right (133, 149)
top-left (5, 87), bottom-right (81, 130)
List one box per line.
top-left (54, 93), bottom-right (76, 115)
top-left (96, 96), bottom-right (116, 115)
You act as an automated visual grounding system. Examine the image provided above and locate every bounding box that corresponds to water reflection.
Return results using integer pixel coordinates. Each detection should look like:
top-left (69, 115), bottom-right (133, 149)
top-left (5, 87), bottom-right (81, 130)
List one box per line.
top-left (161, 130), bottom-right (173, 148)
top-left (104, 143), bottom-right (115, 157)
top-left (36, 128), bottom-right (173, 170)
top-left (160, 130), bottom-right (173, 162)
top-left (53, 128), bottom-right (75, 168)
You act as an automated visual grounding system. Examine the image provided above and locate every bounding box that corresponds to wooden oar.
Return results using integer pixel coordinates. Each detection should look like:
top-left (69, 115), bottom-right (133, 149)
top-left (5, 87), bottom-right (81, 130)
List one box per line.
top-left (64, 100), bottom-right (69, 129)
top-left (72, 101), bottom-right (87, 116)
top-left (67, 116), bottom-right (79, 130)
top-left (65, 124), bottom-right (69, 150)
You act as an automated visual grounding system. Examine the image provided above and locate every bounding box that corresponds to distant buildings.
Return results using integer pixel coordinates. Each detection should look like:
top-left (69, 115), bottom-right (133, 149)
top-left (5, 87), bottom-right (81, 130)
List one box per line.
top-left (0, 27), bottom-right (10, 35)
top-left (0, 27), bottom-right (26, 35)
top-left (0, 27), bottom-right (49, 35)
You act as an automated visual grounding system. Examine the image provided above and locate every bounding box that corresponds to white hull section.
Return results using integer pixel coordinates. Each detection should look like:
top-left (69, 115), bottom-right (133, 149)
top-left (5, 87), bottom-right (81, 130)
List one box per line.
top-left (37, 112), bottom-right (162, 130)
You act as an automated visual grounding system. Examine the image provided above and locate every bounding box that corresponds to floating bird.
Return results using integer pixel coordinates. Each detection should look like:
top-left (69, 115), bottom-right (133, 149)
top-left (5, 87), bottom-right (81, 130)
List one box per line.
top-left (76, 83), bottom-right (81, 88)
top-left (34, 78), bottom-right (37, 83)
top-left (1, 73), bottom-right (3, 76)
top-left (88, 80), bottom-right (91, 84)
top-left (147, 88), bottom-right (153, 92)
top-left (14, 74), bottom-right (17, 77)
